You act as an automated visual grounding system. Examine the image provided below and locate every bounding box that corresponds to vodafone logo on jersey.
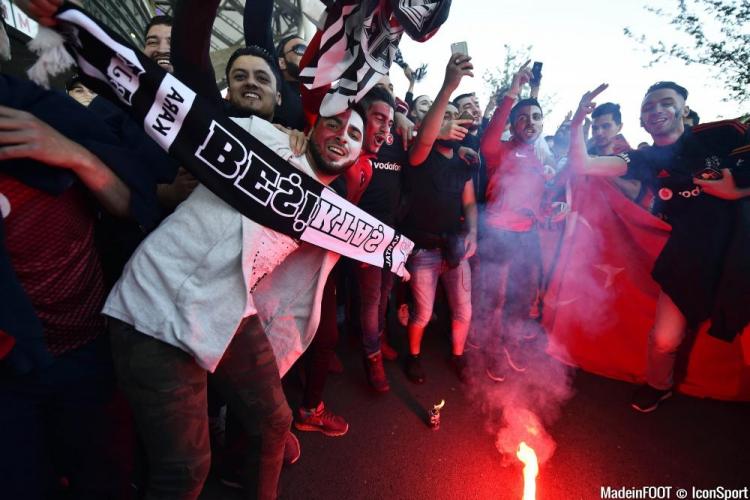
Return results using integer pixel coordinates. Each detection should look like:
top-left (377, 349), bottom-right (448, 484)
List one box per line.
top-left (372, 161), bottom-right (402, 172)
top-left (678, 187), bottom-right (702, 198)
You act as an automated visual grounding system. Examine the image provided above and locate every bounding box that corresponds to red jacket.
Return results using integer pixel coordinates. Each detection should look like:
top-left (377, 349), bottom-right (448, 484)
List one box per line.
top-left (480, 96), bottom-right (547, 232)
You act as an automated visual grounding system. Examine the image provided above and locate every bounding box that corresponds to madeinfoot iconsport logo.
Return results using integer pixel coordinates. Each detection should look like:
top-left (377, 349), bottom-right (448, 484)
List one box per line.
top-left (600, 486), bottom-right (749, 499)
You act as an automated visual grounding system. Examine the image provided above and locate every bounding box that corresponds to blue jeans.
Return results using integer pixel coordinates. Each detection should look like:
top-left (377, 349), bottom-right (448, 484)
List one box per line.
top-left (356, 263), bottom-right (395, 356)
top-left (475, 227), bottom-right (541, 350)
top-left (646, 291), bottom-right (688, 390)
top-left (408, 248), bottom-right (472, 328)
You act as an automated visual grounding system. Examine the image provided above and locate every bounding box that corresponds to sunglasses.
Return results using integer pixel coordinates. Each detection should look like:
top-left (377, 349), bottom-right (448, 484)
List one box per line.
top-left (285, 43), bottom-right (307, 56)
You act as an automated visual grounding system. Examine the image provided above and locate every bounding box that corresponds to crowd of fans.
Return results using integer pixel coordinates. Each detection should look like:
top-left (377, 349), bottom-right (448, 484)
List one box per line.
top-left (2, 0), bottom-right (749, 498)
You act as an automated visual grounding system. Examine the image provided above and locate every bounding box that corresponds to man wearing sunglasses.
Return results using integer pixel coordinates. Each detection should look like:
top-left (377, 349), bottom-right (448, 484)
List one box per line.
top-left (274, 35), bottom-right (308, 131)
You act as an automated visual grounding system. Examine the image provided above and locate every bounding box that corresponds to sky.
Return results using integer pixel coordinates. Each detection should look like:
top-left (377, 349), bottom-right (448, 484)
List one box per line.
top-left (387, 0), bottom-right (746, 146)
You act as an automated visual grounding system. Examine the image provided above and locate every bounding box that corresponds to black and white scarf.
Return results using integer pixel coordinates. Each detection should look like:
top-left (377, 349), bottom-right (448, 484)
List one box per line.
top-left (32, 3), bottom-right (413, 277)
top-left (299, 0), bottom-right (450, 117)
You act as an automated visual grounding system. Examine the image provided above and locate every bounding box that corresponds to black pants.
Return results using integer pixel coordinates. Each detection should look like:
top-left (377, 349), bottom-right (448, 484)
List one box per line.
top-left (302, 267), bottom-right (340, 409)
top-left (110, 316), bottom-right (291, 500)
top-left (0, 335), bottom-right (133, 500)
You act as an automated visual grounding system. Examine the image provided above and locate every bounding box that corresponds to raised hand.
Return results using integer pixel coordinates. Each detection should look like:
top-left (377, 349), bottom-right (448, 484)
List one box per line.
top-left (457, 146), bottom-right (480, 165)
top-left (572, 83), bottom-right (608, 126)
top-left (394, 112), bottom-right (415, 150)
top-left (403, 65), bottom-right (416, 85)
top-left (444, 54), bottom-right (474, 93)
top-left (509, 60), bottom-right (533, 98)
top-left (438, 118), bottom-right (473, 142)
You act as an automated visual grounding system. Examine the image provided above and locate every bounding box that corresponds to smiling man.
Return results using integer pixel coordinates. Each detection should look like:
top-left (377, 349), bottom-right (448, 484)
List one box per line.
top-left (292, 86), bottom-right (395, 439)
top-left (224, 46), bottom-right (282, 120)
top-left (143, 15), bottom-right (173, 73)
top-left (568, 81), bottom-right (750, 413)
top-left (104, 46), bottom-right (365, 498)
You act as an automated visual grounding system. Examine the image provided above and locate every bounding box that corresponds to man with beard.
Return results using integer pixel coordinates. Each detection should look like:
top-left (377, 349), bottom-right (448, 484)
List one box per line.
top-left (401, 54), bottom-right (477, 385)
top-left (272, 34), bottom-right (307, 131)
top-left (478, 64), bottom-right (550, 382)
top-left (103, 43), bottom-right (366, 498)
top-left (143, 15), bottom-right (173, 72)
top-left (454, 92), bottom-right (487, 204)
top-left (293, 86), bottom-right (395, 440)
top-left (568, 81), bottom-right (750, 413)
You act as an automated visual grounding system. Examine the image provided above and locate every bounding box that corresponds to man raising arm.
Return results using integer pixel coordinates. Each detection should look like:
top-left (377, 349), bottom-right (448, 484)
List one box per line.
top-left (567, 81), bottom-right (750, 413)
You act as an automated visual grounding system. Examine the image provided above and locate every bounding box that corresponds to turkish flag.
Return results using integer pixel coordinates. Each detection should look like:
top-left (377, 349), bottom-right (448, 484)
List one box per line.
top-left (542, 176), bottom-right (750, 401)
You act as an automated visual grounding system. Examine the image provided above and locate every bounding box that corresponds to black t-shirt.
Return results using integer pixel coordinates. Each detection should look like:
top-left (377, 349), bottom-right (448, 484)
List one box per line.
top-left (460, 131), bottom-right (487, 204)
top-left (618, 123), bottom-right (747, 224)
top-left (274, 80), bottom-right (306, 132)
top-left (358, 138), bottom-right (408, 225)
top-left (614, 121), bottom-right (749, 326)
top-left (401, 149), bottom-right (474, 244)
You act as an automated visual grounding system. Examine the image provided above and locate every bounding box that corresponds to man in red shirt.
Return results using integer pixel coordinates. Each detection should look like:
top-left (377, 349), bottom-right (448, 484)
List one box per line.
top-left (478, 64), bottom-right (549, 381)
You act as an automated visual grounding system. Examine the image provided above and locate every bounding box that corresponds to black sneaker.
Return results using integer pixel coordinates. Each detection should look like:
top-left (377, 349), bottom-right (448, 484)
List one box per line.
top-left (631, 384), bottom-right (673, 413)
top-left (405, 354), bottom-right (426, 384)
top-left (451, 354), bottom-right (470, 384)
top-left (364, 352), bottom-right (390, 392)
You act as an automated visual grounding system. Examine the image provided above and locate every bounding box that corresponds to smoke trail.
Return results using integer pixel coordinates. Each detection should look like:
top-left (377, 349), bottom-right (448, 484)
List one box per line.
top-left (465, 160), bottom-right (624, 466)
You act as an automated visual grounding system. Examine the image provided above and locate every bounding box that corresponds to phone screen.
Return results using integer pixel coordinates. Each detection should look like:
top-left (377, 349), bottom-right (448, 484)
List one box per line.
top-left (451, 41), bottom-right (468, 56)
top-left (531, 61), bottom-right (543, 85)
top-left (458, 110), bottom-right (473, 122)
top-left (695, 167), bottom-right (723, 180)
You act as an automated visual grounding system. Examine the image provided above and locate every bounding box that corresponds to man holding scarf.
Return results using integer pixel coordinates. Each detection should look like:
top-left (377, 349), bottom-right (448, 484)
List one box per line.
top-left (100, 49), bottom-right (366, 499)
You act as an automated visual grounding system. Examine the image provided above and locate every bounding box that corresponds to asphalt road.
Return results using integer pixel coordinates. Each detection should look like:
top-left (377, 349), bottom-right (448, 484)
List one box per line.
top-left (201, 316), bottom-right (750, 500)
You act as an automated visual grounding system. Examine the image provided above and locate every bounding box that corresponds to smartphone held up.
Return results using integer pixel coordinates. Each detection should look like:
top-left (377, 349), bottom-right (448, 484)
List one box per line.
top-left (450, 41), bottom-right (468, 57)
top-left (530, 61), bottom-right (543, 86)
